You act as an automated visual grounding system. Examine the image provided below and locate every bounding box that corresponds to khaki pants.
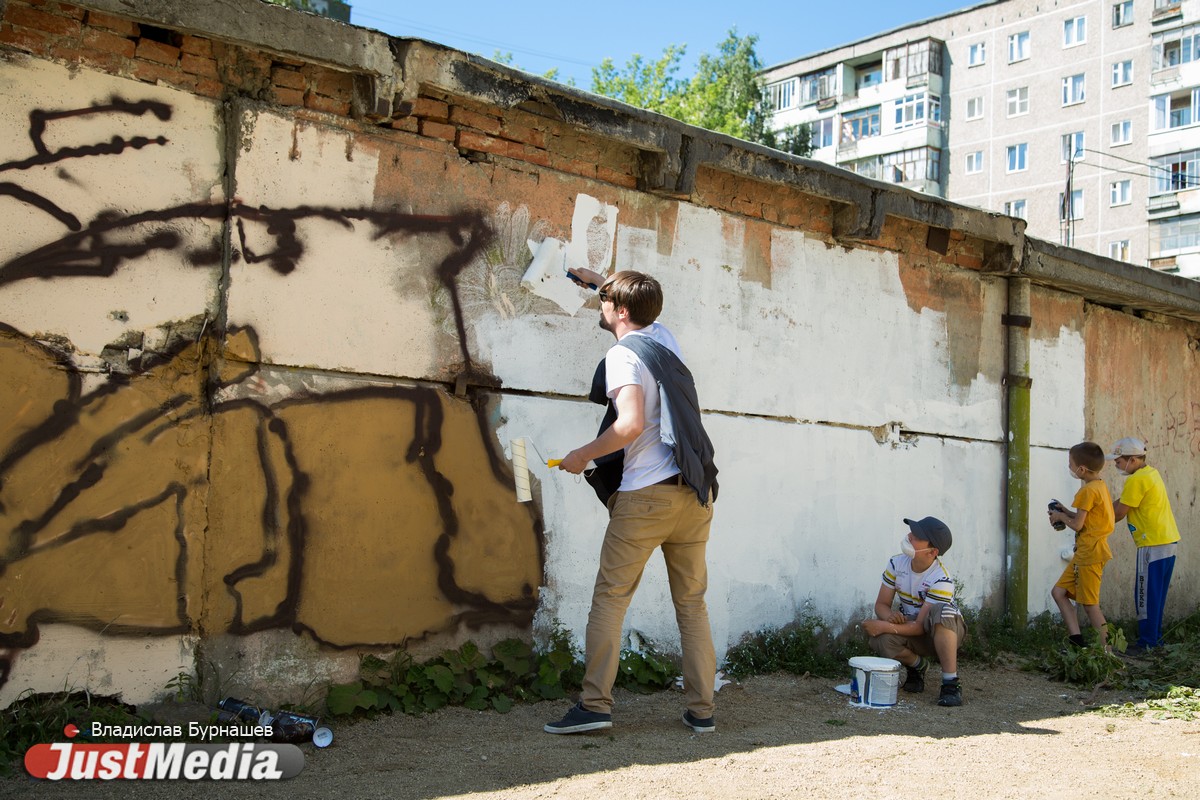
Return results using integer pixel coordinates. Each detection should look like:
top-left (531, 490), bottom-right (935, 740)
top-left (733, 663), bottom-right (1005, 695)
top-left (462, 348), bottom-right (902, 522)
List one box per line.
top-left (868, 606), bottom-right (967, 661)
top-left (580, 483), bottom-right (716, 718)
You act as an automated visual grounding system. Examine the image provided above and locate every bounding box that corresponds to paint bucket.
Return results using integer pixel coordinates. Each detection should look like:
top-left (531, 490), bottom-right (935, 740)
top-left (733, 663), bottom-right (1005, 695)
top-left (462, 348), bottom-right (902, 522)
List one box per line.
top-left (847, 656), bottom-right (901, 707)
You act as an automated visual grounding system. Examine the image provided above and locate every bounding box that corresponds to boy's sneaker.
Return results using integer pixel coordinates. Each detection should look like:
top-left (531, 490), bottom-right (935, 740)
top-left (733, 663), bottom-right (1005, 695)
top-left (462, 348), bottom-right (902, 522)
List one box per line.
top-left (901, 659), bottom-right (927, 694)
top-left (543, 702), bottom-right (612, 734)
top-left (938, 679), bottom-right (963, 707)
top-left (681, 710), bottom-right (715, 733)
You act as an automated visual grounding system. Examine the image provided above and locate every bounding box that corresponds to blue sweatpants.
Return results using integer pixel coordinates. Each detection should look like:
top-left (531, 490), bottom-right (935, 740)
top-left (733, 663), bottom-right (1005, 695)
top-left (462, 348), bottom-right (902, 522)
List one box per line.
top-left (1135, 543), bottom-right (1177, 648)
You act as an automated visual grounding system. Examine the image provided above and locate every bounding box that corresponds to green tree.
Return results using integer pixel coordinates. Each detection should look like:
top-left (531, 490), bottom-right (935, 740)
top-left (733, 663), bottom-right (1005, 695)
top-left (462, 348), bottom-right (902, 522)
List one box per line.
top-left (590, 29), bottom-right (811, 157)
top-left (263, 0), bottom-right (316, 10)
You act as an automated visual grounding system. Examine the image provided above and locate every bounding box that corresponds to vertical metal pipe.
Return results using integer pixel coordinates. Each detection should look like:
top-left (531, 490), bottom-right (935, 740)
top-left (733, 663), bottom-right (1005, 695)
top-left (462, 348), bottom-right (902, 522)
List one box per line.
top-left (1004, 277), bottom-right (1032, 623)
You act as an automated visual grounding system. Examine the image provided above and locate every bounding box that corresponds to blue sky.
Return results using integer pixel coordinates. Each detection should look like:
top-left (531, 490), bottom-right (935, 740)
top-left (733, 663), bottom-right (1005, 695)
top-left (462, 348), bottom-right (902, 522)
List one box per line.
top-left (344, 0), bottom-right (980, 87)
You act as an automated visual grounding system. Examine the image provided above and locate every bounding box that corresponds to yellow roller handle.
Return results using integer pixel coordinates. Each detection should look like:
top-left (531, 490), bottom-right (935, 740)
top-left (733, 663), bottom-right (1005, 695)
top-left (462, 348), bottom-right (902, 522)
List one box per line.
top-left (547, 458), bottom-right (562, 468)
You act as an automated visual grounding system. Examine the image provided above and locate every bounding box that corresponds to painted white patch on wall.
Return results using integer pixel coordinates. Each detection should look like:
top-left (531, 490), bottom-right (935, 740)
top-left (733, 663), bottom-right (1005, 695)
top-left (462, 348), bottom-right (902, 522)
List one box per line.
top-left (497, 393), bottom-right (1004, 660)
top-left (0, 626), bottom-right (196, 707)
top-left (0, 59), bottom-right (224, 356)
top-left (1030, 326), bottom-right (1086, 447)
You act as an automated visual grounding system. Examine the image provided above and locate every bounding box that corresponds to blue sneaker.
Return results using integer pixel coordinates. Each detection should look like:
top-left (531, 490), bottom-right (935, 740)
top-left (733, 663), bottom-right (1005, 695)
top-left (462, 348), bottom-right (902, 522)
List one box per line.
top-left (543, 702), bottom-right (612, 734)
top-left (681, 710), bottom-right (715, 733)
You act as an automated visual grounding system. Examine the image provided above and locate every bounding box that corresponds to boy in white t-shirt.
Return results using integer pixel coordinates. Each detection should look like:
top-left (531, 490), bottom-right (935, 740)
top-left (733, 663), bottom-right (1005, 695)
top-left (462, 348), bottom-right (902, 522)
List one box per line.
top-left (861, 516), bottom-right (967, 707)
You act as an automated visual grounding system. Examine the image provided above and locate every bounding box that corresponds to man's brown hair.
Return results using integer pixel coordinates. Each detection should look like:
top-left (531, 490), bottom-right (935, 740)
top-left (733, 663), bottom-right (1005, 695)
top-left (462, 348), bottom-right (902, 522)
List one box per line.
top-left (1070, 441), bottom-right (1106, 473)
top-left (601, 271), bottom-right (663, 326)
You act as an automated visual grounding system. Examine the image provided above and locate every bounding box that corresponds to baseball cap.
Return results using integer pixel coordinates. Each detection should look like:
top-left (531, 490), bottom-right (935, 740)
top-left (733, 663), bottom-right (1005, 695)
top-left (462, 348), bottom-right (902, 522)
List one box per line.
top-left (1106, 437), bottom-right (1146, 459)
top-left (903, 516), bottom-right (952, 555)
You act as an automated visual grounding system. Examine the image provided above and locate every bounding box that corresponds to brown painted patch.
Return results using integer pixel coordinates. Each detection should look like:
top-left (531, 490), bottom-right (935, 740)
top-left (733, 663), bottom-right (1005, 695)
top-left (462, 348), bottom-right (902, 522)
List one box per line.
top-left (896, 249), bottom-right (991, 388)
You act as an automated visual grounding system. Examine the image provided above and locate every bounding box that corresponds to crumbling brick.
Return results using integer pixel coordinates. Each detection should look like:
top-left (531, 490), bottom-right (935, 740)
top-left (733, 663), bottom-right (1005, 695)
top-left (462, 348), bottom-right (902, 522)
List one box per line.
top-left (135, 38), bottom-right (180, 66)
top-left (411, 97), bottom-right (449, 121)
top-left (0, 22), bottom-right (52, 53)
top-left (85, 10), bottom-right (138, 36)
top-left (134, 58), bottom-right (187, 87)
top-left (7, 4), bottom-right (81, 37)
top-left (180, 35), bottom-right (212, 57)
top-left (420, 119), bottom-right (456, 142)
top-left (82, 28), bottom-right (134, 58)
top-left (181, 53), bottom-right (218, 79)
top-left (389, 116), bottom-right (419, 133)
top-left (304, 92), bottom-right (349, 116)
top-left (450, 106), bottom-right (502, 136)
top-left (271, 66), bottom-right (306, 91)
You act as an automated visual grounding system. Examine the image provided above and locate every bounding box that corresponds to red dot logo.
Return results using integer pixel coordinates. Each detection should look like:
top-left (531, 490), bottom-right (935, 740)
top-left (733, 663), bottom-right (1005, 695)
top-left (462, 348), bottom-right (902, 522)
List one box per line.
top-left (63, 724), bottom-right (79, 738)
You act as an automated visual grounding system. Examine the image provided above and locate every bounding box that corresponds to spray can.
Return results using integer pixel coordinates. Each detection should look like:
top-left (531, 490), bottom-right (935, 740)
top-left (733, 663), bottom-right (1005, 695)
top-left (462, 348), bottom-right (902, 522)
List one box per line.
top-left (262, 710), bottom-right (334, 748)
top-left (217, 697), bottom-right (265, 724)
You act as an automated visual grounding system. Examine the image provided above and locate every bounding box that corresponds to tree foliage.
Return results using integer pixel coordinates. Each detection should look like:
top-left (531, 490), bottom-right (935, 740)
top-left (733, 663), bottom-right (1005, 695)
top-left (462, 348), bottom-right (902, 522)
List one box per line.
top-left (590, 29), bottom-right (811, 157)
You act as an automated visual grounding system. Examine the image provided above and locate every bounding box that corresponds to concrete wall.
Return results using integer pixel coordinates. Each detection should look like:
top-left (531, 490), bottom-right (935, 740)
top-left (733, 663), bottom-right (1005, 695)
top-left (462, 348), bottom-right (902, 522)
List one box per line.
top-left (1, 0), bottom-right (1197, 707)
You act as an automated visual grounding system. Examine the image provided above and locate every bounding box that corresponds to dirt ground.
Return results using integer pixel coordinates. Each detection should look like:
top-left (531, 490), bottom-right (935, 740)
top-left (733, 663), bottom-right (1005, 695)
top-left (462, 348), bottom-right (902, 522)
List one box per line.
top-left (5, 664), bottom-right (1199, 799)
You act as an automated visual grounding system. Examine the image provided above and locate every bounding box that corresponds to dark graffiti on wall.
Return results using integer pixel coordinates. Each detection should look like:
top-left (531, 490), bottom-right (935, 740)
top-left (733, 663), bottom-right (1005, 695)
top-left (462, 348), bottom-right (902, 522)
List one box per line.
top-left (0, 95), bottom-right (544, 687)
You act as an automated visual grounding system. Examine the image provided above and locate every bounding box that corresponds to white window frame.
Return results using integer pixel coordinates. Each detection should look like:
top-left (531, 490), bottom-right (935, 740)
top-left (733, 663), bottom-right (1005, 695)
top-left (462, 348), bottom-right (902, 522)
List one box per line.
top-left (1008, 31), bottom-right (1031, 63)
top-left (810, 116), bottom-right (835, 149)
top-left (894, 93), bottom-right (940, 130)
top-left (1113, 1), bottom-right (1134, 28)
top-left (966, 96), bottom-right (984, 120)
top-left (1153, 89), bottom-right (1200, 131)
top-left (1006, 143), bottom-right (1029, 173)
top-left (1006, 86), bottom-right (1030, 117)
top-left (968, 42), bottom-right (986, 66)
top-left (1108, 240), bottom-right (1131, 261)
top-left (1110, 179), bottom-right (1132, 206)
top-left (1111, 60), bottom-right (1133, 87)
top-left (1059, 189), bottom-right (1084, 221)
top-left (1004, 199), bottom-right (1028, 220)
top-left (1062, 73), bottom-right (1086, 106)
top-left (1111, 119), bottom-right (1132, 145)
top-left (1064, 16), bottom-right (1088, 47)
top-left (966, 151), bottom-right (984, 174)
top-left (1062, 131), bottom-right (1085, 162)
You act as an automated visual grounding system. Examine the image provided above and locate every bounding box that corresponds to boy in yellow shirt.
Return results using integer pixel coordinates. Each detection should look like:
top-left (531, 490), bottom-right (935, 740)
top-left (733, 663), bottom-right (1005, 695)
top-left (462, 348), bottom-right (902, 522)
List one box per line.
top-left (1047, 442), bottom-right (1115, 648)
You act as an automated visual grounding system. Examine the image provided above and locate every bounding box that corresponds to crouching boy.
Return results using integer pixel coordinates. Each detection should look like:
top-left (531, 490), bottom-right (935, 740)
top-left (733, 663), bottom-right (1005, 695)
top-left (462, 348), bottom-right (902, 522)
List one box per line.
top-left (862, 516), bottom-right (967, 707)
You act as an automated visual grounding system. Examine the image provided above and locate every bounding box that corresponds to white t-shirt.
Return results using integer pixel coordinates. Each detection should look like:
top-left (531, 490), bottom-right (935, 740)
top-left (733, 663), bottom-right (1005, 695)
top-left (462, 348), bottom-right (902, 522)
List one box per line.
top-left (605, 322), bottom-right (682, 491)
top-left (882, 554), bottom-right (961, 621)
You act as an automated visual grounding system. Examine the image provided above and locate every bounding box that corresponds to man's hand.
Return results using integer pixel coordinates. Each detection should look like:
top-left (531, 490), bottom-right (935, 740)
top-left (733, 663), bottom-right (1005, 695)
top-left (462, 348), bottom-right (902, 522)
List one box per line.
top-left (558, 449), bottom-right (591, 475)
top-left (567, 267), bottom-right (605, 290)
top-left (862, 619), bottom-right (898, 637)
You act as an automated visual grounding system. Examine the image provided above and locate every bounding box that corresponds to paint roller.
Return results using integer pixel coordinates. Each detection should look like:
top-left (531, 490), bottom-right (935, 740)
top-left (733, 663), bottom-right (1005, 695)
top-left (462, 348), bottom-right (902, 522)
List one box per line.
top-left (510, 437), bottom-right (584, 502)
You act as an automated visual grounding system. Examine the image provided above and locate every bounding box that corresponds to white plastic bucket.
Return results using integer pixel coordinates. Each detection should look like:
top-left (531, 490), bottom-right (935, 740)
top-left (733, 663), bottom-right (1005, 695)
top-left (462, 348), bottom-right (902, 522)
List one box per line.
top-left (848, 656), bottom-right (901, 707)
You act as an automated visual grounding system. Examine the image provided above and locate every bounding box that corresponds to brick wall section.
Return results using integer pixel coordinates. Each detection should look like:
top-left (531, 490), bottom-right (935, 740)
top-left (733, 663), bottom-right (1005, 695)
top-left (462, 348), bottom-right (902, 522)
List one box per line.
top-left (0, 0), bottom-right (348, 107)
top-left (0, 0), bottom-right (984, 259)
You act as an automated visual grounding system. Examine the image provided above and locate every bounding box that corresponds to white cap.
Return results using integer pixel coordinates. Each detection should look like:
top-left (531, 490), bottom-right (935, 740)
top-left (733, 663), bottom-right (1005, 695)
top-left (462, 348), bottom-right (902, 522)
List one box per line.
top-left (1106, 437), bottom-right (1146, 459)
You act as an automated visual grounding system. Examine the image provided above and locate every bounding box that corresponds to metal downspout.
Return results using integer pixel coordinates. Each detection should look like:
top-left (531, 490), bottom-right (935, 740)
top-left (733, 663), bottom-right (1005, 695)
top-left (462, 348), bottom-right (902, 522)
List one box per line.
top-left (1004, 277), bottom-right (1032, 623)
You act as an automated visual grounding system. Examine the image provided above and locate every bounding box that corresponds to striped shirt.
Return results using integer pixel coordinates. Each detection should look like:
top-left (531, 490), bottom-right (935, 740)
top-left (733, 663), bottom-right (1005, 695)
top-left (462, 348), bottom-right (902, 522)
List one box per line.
top-left (883, 555), bottom-right (961, 621)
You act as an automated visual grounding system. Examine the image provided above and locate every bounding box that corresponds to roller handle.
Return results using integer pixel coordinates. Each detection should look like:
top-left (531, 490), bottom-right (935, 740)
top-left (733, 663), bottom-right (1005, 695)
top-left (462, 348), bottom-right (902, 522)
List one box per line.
top-left (547, 458), bottom-right (562, 468)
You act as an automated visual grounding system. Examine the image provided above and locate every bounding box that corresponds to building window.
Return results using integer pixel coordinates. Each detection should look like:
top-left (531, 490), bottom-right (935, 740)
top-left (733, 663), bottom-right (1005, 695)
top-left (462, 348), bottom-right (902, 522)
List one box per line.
top-left (810, 117), bottom-right (835, 149)
top-left (1151, 214), bottom-right (1200, 253)
top-left (966, 151), bottom-right (984, 174)
top-left (1064, 16), bottom-right (1088, 47)
top-left (1062, 132), bottom-right (1085, 162)
top-left (1059, 189), bottom-right (1084, 221)
top-left (894, 93), bottom-right (940, 129)
top-left (966, 96), bottom-right (984, 120)
top-left (1006, 143), bottom-right (1029, 173)
top-left (1113, 1), bottom-right (1134, 27)
top-left (1110, 179), bottom-right (1132, 205)
top-left (1006, 86), bottom-right (1030, 117)
top-left (1151, 149), bottom-right (1200, 194)
top-left (1008, 31), bottom-right (1031, 62)
top-left (1108, 240), bottom-right (1131, 261)
top-left (842, 106), bottom-right (881, 141)
top-left (968, 41), bottom-right (986, 66)
top-left (845, 147), bottom-right (941, 184)
top-left (1153, 89), bottom-right (1200, 130)
top-left (1111, 119), bottom-right (1132, 144)
top-left (1153, 24), bottom-right (1200, 71)
top-left (1111, 60), bottom-right (1133, 86)
top-left (767, 79), bottom-right (796, 112)
top-left (884, 39), bottom-right (942, 82)
top-left (797, 67), bottom-right (838, 105)
top-left (1004, 199), bottom-right (1028, 219)
top-left (1062, 74), bottom-right (1086, 105)
top-left (856, 61), bottom-right (883, 91)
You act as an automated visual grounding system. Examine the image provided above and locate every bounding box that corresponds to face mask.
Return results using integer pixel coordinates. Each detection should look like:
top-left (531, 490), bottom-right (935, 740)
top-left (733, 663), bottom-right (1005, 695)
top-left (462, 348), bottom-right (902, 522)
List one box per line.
top-left (900, 537), bottom-right (917, 557)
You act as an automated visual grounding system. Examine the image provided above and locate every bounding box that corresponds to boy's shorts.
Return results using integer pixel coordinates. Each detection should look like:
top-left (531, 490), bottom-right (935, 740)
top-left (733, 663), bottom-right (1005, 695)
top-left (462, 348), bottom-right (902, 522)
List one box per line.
top-left (868, 604), bottom-right (967, 661)
top-left (1055, 561), bottom-right (1105, 606)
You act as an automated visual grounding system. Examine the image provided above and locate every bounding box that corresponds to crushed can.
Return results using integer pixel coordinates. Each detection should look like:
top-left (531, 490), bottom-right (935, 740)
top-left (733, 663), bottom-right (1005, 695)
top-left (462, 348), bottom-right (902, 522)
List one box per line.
top-left (262, 710), bottom-right (334, 748)
top-left (217, 697), bottom-right (265, 724)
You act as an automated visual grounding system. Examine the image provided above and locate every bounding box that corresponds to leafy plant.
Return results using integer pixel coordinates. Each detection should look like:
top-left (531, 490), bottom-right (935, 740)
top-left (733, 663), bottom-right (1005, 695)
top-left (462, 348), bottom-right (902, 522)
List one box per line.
top-left (615, 648), bottom-right (676, 693)
top-left (0, 690), bottom-right (140, 776)
top-left (1041, 624), bottom-right (1127, 685)
top-left (724, 611), bottom-right (869, 680)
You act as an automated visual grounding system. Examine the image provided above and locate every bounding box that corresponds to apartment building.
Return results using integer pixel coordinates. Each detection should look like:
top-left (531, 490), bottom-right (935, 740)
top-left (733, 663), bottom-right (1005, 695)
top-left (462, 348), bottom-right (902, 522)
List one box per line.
top-left (762, 0), bottom-right (1200, 278)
